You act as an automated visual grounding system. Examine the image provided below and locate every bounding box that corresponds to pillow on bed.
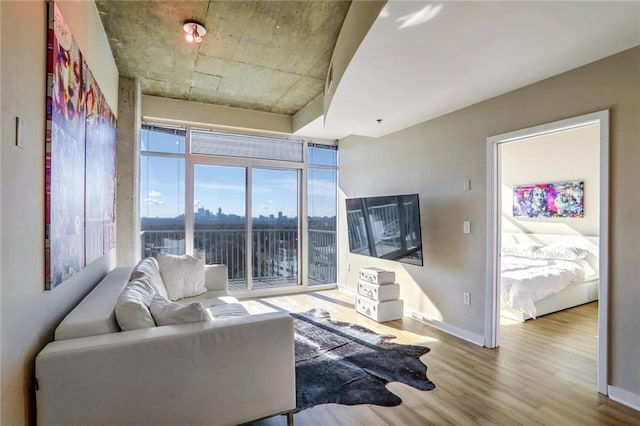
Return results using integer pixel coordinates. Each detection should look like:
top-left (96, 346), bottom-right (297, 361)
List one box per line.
top-left (533, 245), bottom-right (588, 260)
top-left (502, 244), bottom-right (541, 258)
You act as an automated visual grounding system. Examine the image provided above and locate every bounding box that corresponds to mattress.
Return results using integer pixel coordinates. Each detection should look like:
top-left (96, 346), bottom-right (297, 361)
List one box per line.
top-left (501, 255), bottom-right (597, 318)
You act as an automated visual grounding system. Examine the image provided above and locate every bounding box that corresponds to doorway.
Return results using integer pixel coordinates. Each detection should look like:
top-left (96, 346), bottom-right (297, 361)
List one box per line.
top-left (485, 110), bottom-right (609, 395)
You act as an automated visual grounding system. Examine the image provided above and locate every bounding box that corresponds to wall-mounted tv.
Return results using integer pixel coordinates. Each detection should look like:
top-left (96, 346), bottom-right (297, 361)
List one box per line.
top-left (346, 194), bottom-right (423, 266)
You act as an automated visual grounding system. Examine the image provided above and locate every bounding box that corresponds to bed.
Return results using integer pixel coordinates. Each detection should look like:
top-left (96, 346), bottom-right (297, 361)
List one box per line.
top-left (500, 233), bottom-right (599, 322)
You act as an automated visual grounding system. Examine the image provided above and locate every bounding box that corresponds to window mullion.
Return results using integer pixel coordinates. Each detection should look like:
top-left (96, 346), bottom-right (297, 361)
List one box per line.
top-left (300, 166), bottom-right (308, 287)
top-left (184, 128), bottom-right (194, 255)
top-left (246, 166), bottom-right (253, 291)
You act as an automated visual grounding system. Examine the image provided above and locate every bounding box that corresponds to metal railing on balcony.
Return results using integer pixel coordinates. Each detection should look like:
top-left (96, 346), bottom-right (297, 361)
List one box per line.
top-left (308, 229), bottom-right (336, 285)
top-left (141, 230), bottom-right (186, 258)
top-left (140, 228), bottom-right (336, 288)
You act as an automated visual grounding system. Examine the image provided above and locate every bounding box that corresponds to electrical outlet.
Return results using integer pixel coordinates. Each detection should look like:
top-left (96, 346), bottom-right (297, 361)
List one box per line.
top-left (463, 292), bottom-right (471, 305)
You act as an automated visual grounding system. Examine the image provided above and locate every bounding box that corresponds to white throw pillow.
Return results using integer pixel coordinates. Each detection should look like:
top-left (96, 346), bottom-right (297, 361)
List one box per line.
top-left (501, 244), bottom-right (541, 258)
top-left (129, 257), bottom-right (169, 299)
top-left (156, 253), bottom-right (206, 301)
top-left (534, 245), bottom-right (588, 260)
top-left (115, 279), bottom-right (157, 330)
top-left (149, 294), bottom-right (212, 326)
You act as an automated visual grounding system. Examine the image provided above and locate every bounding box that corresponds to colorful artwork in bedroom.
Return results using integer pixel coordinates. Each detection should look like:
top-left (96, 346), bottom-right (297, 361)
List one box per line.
top-left (45, 2), bottom-right (117, 289)
top-left (513, 181), bottom-right (584, 219)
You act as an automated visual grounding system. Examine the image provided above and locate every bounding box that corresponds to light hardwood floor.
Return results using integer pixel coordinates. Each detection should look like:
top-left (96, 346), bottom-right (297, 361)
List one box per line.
top-left (241, 290), bottom-right (640, 426)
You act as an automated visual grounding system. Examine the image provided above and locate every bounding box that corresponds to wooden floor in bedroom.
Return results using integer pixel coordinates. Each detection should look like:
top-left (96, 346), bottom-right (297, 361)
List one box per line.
top-left (242, 290), bottom-right (640, 426)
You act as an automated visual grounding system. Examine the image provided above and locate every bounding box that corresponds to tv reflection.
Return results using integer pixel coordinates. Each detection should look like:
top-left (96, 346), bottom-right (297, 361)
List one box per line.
top-left (346, 194), bottom-right (423, 266)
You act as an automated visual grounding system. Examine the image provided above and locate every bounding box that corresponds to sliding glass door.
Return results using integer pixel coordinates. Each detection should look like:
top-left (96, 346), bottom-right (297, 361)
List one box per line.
top-left (141, 124), bottom-right (337, 293)
top-left (193, 164), bottom-right (248, 290)
top-left (251, 168), bottom-right (299, 288)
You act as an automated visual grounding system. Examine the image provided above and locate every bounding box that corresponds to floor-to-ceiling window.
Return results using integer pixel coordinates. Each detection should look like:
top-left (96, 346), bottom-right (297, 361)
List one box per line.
top-left (193, 164), bottom-right (247, 287)
top-left (140, 124), bottom-right (337, 293)
top-left (140, 126), bottom-right (186, 257)
top-left (251, 167), bottom-right (299, 289)
top-left (307, 144), bottom-right (337, 285)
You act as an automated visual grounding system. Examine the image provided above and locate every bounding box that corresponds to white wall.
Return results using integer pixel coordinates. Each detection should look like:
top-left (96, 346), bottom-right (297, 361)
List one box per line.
top-left (338, 47), bottom-right (639, 397)
top-left (501, 124), bottom-right (600, 236)
top-left (0, 1), bottom-right (118, 424)
top-left (323, 1), bottom-right (385, 121)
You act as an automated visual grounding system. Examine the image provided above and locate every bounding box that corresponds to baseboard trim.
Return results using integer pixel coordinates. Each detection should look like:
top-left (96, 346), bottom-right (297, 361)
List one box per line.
top-left (337, 284), bottom-right (356, 295)
top-left (608, 385), bottom-right (640, 411)
top-left (406, 309), bottom-right (485, 346)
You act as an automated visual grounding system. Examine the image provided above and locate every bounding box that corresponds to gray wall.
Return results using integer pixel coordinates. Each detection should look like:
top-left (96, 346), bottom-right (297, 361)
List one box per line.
top-left (338, 47), bottom-right (639, 396)
top-left (0, 1), bottom-right (118, 424)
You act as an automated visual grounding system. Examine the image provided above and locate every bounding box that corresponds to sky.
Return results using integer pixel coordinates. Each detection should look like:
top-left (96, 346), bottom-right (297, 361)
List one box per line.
top-left (140, 129), bottom-right (337, 219)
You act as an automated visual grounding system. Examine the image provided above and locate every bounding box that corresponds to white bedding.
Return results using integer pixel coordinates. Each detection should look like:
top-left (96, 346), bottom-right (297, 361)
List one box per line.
top-left (501, 256), bottom-right (594, 318)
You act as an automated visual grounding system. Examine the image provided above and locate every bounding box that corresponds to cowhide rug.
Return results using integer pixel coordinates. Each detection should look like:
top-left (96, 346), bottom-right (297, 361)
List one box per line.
top-left (292, 308), bottom-right (435, 412)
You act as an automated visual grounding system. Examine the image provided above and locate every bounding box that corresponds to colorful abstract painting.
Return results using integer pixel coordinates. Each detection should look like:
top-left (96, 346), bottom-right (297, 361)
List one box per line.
top-left (513, 181), bottom-right (584, 218)
top-left (45, 2), bottom-right (117, 289)
top-left (84, 66), bottom-right (117, 265)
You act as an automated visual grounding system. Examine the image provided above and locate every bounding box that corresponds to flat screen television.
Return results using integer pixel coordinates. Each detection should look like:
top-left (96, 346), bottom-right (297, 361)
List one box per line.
top-left (346, 194), bottom-right (423, 266)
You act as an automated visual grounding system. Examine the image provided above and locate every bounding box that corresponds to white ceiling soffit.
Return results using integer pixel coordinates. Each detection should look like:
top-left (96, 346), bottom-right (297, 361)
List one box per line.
top-left (324, 1), bottom-right (640, 138)
top-left (294, 114), bottom-right (349, 141)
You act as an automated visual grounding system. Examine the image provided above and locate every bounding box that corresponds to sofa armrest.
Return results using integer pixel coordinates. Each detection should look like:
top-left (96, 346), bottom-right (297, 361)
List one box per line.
top-left (204, 263), bottom-right (229, 293)
top-left (36, 312), bottom-right (295, 426)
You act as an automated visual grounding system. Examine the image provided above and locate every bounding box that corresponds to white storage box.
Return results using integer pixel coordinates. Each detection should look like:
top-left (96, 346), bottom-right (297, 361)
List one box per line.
top-left (359, 267), bottom-right (395, 285)
top-left (358, 280), bottom-right (400, 302)
top-left (356, 295), bottom-right (403, 322)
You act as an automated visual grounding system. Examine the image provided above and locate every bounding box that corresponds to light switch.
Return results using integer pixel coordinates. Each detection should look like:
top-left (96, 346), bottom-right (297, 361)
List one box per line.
top-left (463, 221), bottom-right (471, 234)
top-left (463, 178), bottom-right (471, 192)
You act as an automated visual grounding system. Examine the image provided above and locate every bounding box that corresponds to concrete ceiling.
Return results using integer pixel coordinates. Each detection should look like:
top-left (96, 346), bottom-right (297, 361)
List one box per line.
top-left (95, 0), bottom-right (351, 115)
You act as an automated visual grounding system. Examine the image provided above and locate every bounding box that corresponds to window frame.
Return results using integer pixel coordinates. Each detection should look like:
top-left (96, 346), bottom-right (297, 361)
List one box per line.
top-left (140, 123), bottom-right (338, 296)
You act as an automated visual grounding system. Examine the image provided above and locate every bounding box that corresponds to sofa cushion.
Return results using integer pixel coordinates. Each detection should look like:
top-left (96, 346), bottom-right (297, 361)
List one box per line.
top-left (208, 303), bottom-right (250, 319)
top-left (178, 293), bottom-right (240, 308)
top-left (204, 264), bottom-right (229, 293)
top-left (149, 294), bottom-right (213, 326)
top-left (115, 279), bottom-right (157, 330)
top-left (156, 253), bottom-right (207, 301)
top-left (129, 257), bottom-right (168, 299)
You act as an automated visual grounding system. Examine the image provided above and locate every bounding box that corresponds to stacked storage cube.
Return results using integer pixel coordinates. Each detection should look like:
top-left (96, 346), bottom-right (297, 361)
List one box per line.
top-left (356, 267), bottom-right (403, 322)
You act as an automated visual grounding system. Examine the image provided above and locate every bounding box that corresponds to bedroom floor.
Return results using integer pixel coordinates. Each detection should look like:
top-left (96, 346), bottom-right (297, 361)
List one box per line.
top-left (500, 301), bottom-right (599, 389)
top-left (241, 293), bottom-right (639, 425)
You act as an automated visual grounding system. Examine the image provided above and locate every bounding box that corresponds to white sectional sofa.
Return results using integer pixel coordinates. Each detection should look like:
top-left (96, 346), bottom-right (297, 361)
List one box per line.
top-left (35, 257), bottom-right (296, 426)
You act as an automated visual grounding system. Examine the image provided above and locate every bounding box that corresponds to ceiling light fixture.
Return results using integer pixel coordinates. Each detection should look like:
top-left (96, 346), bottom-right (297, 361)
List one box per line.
top-left (183, 21), bottom-right (206, 44)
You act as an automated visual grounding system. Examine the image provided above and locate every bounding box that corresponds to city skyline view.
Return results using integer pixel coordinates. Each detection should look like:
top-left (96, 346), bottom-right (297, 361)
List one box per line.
top-left (141, 159), bottom-right (336, 219)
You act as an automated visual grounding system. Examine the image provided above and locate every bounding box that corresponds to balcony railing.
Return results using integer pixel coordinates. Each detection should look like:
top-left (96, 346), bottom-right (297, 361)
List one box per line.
top-left (141, 228), bottom-right (336, 287)
top-left (307, 229), bottom-right (337, 285)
